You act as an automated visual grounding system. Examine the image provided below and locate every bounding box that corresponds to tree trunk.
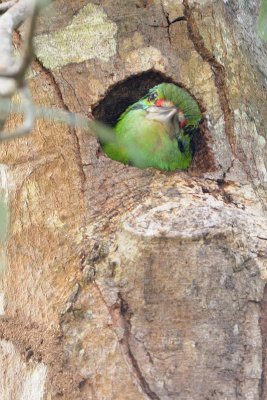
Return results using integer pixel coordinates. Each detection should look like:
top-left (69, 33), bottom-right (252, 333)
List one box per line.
top-left (1, 0), bottom-right (267, 399)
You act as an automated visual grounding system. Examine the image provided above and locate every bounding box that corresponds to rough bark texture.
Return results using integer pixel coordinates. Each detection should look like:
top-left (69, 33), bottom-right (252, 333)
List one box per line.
top-left (0, 0), bottom-right (267, 399)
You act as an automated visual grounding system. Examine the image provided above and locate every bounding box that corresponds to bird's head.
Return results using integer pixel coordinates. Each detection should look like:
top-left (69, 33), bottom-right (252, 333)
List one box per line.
top-left (134, 82), bottom-right (201, 133)
top-left (140, 84), bottom-right (188, 132)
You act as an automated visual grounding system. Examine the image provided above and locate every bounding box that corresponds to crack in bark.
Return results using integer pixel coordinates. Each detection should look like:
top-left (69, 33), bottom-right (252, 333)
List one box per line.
top-left (160, 0), bottom-right (186, 44)
top-left (182, 1), bottom-right (267, 207)
top-left (109, 293), bottom-right (160, 400)
top-left (222, 158), bottom-right (234, 179)
top-left (92, 281), bottom-right (160, 399)
top-left (15, 30), bottom-right (87, 206)
top-left (31, 56), bottom-right (89, 254)
top-left (31, 59), bottom-right (89, 269)
top-left (159, 0), bottom-right (169, 31)
top-left (28, 50), bottom-right (87, 198)
top-left (183, 0), bottom-right (235, 155)
top-left (68, 125), bottom-right (87, 192)
top-left (55, 70), bottom-right (87, 193)
top-left (144, 16), bottom-right (186, 30)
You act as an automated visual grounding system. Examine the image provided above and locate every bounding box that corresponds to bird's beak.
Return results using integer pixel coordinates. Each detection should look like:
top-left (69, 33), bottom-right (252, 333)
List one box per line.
top-left (146, 105), bottom-right (177, 122)
top-left (146, 105), bottom-right (180, 138)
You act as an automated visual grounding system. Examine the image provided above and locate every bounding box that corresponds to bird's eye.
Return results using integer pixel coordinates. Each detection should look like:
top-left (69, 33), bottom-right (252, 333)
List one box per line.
top-left (147, 92), bottom-right (157, 102)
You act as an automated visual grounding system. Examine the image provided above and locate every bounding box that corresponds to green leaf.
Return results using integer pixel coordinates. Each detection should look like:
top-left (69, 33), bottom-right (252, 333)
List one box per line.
top-left (257, 0), bottom-right (267, 42)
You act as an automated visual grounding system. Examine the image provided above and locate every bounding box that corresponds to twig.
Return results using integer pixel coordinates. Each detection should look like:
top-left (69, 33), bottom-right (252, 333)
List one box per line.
top-left (0, 0), bottom-right (50, 139)
top-left (0, 0), bottom-right (38, 80)
top-left (0, 102), bottom-right (116, 143)
top-left (0, 1), bottom-right (17, 13)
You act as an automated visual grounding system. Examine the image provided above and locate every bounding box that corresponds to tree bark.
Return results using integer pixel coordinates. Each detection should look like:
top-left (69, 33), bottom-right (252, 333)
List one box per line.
top-left (0, 0), bottom-right (267, 399)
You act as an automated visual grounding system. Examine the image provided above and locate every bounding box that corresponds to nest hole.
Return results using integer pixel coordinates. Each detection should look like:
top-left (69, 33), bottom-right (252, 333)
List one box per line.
top-left (92, 70), bottom-right (216, 174)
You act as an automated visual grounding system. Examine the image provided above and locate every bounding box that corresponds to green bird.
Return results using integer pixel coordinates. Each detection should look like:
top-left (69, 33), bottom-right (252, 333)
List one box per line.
top-left (102, 83), bottom-right (202, 171)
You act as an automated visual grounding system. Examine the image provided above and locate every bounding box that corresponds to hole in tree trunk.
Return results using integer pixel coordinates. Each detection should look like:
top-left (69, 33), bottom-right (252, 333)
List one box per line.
top-left (92, 69), bottom-right (216, 173)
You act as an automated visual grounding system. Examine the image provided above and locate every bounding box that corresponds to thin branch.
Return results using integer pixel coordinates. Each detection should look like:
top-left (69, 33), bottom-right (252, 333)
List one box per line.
top-left (16, 3), bottom-right (38, 78)
top-left (0, 102), bottom-right (116, 144)
top-left (0, 0), bottom-right (39, 79)
top-left (0, 0), bottom-right (35, 73)
top-left (0, 1), bottom-right (17, 13)
top-left (0, 0), bottom-right (50, 138)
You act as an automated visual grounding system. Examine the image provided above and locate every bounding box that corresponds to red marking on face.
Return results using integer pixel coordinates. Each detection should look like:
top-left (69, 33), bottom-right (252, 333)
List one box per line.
top-left (155, 99), bottom-right (175, 107)
top-left (179, 119), bottom-right (188, 128)
top-left (155, 99), bottom-right (164, 107)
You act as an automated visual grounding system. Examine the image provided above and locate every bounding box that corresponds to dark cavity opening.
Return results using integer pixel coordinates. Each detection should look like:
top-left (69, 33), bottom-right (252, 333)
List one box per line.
top-left (92, 70), bottom-right (216, 173)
